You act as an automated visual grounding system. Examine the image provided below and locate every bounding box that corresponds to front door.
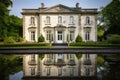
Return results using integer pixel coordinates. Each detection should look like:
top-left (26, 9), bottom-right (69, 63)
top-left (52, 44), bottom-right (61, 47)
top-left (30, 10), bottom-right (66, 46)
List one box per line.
top-left (57, 31), bottom-right (63, 43)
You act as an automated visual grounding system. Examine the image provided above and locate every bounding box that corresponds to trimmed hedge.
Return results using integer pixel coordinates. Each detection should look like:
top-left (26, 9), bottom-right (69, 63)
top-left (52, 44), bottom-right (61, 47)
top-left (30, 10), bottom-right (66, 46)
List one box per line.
top-left (0, 43), bottom-right (50, 47)
top-left (69, 42), bottom-right (120, 47)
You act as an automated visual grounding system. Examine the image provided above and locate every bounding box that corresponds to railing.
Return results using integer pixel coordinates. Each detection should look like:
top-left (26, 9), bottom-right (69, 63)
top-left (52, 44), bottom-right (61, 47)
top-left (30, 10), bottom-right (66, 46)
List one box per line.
top-left (83, 59), bottom-right (91, 65)
top-left (28, 60), bottom-right (37, 65)
top-left (43, 58), bottom-right (53, 66)
top-left (67, 59), bottom-right (76, 66)
top-left (54, 59), bottom-right (66, 66)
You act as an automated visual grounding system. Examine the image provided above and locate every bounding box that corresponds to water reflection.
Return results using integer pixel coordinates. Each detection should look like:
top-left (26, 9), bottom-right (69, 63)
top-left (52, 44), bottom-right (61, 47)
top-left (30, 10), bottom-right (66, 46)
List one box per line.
top-left (23, 54), bottom-right (97, 79)
top-left (1, 54), bottom-right (119, 80)
top-left (9, 71), bottom-right (23, 80)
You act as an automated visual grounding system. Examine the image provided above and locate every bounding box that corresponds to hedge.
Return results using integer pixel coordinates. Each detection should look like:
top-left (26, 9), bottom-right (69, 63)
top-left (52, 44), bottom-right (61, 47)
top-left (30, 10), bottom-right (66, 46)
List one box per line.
top-left (69, 42), bottom-right (120, 47)
top-left (0, 43), bottom-right (50, 47)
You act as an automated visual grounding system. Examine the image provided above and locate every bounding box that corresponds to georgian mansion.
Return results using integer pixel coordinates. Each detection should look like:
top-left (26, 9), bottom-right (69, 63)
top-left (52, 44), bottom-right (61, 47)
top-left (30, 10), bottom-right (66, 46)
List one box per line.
top-left (22, 3), bottom-right (98, 79)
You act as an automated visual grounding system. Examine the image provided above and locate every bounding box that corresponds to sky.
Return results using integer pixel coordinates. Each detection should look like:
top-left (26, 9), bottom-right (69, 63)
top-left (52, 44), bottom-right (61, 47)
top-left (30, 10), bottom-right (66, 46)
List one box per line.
top-left (10, 0), bottom-right (112, 18)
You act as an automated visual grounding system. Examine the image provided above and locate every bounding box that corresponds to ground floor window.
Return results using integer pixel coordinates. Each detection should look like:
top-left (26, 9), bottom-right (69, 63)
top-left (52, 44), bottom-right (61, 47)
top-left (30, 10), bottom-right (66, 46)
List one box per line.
top-left (46, 31), bottom-right (51, 40)
top-left (70, 31), bottom-right (74, 41)
top-left (85, 32), bottom-right (90, 41)
top-left (31, 54), bottom-right (35, 61)
top-left (31, 31), bottom-right (35, 41)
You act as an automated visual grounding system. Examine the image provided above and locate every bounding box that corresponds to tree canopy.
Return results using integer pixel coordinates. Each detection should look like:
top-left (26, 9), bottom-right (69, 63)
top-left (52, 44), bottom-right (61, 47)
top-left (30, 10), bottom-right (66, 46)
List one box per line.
top-left (101, 0), bottom-right (120, 35)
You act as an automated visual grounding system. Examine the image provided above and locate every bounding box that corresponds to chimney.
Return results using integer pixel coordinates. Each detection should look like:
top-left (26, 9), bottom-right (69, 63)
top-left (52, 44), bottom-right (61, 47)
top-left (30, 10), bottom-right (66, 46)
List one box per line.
top-left (41, 3), bottom-right (44, 8)
top-left (76, 3), bottom-right (79, 8)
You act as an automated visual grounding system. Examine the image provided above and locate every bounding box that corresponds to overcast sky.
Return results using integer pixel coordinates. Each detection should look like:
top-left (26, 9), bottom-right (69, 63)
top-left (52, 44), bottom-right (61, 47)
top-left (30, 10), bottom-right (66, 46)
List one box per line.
top-left (10, 0), bottom-right (112, 18)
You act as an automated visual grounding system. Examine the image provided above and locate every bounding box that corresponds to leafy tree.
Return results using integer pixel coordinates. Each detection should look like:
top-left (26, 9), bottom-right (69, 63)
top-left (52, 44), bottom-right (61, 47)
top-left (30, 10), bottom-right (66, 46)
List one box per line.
top-left (38, 34), bottom-right (45, 42)
top-left (101, 0), bottom-right (120, 35)
top-left (75, 35), bottom-right (82, 42)
top-left (107, 34), bottom-right (120, 44)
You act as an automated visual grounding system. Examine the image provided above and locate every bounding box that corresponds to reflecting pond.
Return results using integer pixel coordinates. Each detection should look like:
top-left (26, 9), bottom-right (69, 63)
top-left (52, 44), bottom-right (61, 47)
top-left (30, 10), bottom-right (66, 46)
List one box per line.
top-left (0, 54), bottom-right (120, 80)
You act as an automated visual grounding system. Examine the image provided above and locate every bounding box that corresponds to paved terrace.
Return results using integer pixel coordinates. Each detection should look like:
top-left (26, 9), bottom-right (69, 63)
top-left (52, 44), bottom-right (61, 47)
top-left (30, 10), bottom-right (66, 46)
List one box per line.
top-left (0, 47), bottom-right (120, 54)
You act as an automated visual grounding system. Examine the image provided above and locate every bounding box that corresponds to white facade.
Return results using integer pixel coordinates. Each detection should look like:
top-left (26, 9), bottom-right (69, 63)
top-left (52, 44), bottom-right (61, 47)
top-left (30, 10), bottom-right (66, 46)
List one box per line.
top-left (22, 3), bottom-right (98, 78)
top-left (22, 3), bottom-right (98, 43)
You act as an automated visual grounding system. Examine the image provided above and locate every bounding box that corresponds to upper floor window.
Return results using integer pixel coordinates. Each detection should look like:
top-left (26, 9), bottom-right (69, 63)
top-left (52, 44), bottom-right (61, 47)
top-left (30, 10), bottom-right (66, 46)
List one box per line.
top-left (58, 16), bottom-right (62, 24)
top-left (31, 67), bottom-right (35, 75)
top-left (69, 16), bottom-right (74, 24)
top-left (86, 16), bottom-right (90, 24)
top-left (30, 17), bottom-right (35, 24)
top-left (86, 67), bottom-right (90, 76)
top-left (46, 16), bottom-right (50, 24)
top-left (58, 68), bottom-right (62, 76)
top-left (46, 67), bottom-right (50, 76)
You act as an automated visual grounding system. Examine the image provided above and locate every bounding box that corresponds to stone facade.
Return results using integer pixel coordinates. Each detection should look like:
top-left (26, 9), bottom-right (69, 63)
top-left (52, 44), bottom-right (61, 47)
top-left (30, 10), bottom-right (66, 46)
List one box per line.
top-left (22, 3), bottom-right (98, 78)
top-left (21, 3), bottom-right (98, 43)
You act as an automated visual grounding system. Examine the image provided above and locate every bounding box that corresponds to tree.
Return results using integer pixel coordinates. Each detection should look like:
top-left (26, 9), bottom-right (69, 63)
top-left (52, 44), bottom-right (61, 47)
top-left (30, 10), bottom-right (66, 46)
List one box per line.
top-left (75, 35), bottom-right (82, 42)
top-left (101, 0), bottom-right (120, 35)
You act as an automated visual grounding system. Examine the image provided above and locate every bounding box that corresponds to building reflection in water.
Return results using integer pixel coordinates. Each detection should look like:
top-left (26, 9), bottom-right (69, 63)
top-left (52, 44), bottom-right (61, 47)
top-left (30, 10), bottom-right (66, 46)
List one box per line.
top-left (22, 54), bottom-right (97, 80)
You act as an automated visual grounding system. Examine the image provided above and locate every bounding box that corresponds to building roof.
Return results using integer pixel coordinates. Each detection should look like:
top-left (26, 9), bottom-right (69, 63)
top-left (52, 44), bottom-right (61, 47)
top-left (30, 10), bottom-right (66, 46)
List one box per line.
top-left (21, 4), bottom-right (98, 15)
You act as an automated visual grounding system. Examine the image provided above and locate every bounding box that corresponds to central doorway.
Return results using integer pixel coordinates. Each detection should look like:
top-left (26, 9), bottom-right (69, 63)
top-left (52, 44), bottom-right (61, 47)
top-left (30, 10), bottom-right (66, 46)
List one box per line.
top-left (57, 31), bottom-right (63, 43)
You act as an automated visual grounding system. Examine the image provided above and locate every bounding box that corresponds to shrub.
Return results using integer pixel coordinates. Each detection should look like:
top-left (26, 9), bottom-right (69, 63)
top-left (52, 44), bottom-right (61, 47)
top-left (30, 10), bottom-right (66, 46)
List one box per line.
top-left (107, 34), bottom-right (120, 44)
top-left (38, 34), bottom-right (45, 42)
top-left (76, 54), bottom-right (82, 60)
top-left (4, 37), bottom-right (16, 44)
top-left (75, 35), bottom-right (82, 42)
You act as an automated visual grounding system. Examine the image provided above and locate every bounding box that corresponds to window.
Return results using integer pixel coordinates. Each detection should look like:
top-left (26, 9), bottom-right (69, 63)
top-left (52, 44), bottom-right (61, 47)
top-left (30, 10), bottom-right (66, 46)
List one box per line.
top-left (86, 67), bottom-right (90, 76)
top-left (70, 31), bottom-right (74, 41)
top-left (46, 16), bottom-right (50, 24)
top-left (58, 54), bottom-right (63, 59)
top-left (85, 54), bottom-right (90, 60)
top-left (86, 16), bottom-right (90, 24)
top-left (58, 68), bottom-right (62, 76)
top-left (85, 31), bottom-right (90, 41)
top-left (70, 67), bottom-right (74, 76)
top-left (70, 54), bottom-right (74, 60)
top-left (70, 16), bottom-right (74, 24)
top-left (58, 16), bottom-right (62, 24)
top-left (30, 17), bottom-right (35, 24)
top-left (46, 67), bottom-right (50, 76)
top-left (31, 31), bottom-right (35, 41)
top-left (31, 67), bottom-right (35, 75)
top-left (31, 54), bottom-right (35, 61)
top-left (46, 31), bottom-right (51, 40)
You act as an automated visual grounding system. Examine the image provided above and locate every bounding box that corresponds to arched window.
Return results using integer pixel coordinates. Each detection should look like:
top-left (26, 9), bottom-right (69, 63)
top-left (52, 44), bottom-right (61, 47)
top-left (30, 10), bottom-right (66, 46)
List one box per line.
top-left (30, 17), bottom-right (35, 24)
top-left (70, 16), bottom-right (74, 24)
top-left (58, 16), bottom-right (62, 24)
top-left (46, 16), bottom-right (50, 24)
top-left (86, 16), bottom-right (90, 24)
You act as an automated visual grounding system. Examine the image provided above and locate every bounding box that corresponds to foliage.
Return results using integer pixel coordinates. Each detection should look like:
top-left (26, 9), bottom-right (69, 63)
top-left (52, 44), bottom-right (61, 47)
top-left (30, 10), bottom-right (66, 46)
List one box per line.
top-left (75, 35), bottom-right (82, 42)
top-left (76, 54), bottom-right (82, 60)
top-left (4, 37), bottom-right (16, 44)
top-left (107, 34), bottom-right (120, 44)
top-left (0, 43), bottom-right (50, 47)
top-left (69, 42), bottom-right (120, 47)
top-left (0, 0), bottom-right (22, 41)
top-left (39, 54), bottom-right (45, 60)
top-left (101, 0), bottom-right (120, 35)
top-left (38, 34), bottom-right (45, 42)
top-left (97, 56), bottom-right (104, 66)
top-left (0, 54), bottom-right (22, 80)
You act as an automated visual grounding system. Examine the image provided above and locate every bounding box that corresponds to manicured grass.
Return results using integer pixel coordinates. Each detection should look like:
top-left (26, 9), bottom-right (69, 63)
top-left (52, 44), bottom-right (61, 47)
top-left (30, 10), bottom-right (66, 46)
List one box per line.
top-left (69, 42), bottom-right (120, 48)
top-left (0, 42), bottom-right (51, 48)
